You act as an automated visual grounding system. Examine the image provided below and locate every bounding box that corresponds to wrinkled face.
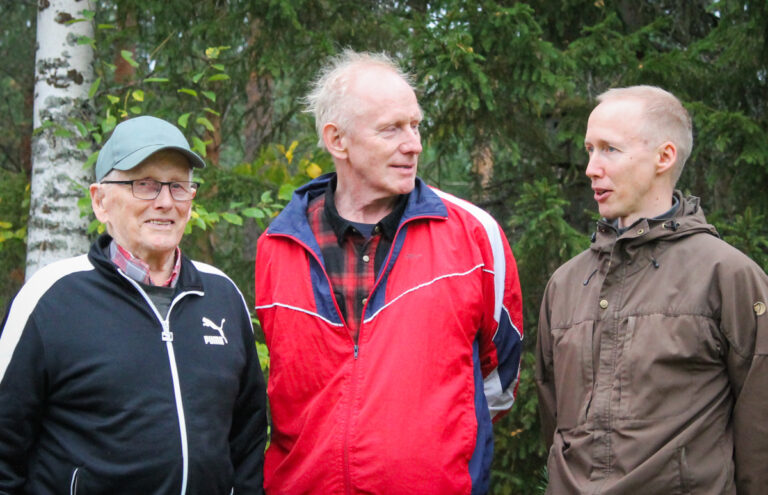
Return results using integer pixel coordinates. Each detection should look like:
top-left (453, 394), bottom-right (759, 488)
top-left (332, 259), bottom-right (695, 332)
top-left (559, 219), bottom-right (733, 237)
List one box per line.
top-left (336, 67), bottom-right (423, 202)
top-left (91, 150), bottom-right (193, 264)
top-left (584, 98), bottom-right (662, 227)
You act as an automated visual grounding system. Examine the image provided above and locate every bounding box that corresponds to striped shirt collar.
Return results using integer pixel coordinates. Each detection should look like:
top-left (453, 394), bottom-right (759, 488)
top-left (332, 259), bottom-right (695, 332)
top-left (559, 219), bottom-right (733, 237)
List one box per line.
top-left (109, 239), bottom-right (182, 288)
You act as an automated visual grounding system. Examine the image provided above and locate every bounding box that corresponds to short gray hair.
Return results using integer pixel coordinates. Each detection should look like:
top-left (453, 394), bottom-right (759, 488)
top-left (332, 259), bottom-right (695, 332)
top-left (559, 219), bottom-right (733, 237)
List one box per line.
top-left (305, 49), bottom-right (417, 149)
top-left (597, 85), bottom-right (693, 183)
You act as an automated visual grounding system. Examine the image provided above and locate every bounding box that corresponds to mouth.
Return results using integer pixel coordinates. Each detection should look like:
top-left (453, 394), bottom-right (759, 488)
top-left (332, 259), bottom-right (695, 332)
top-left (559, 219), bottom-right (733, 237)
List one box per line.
top-left (593, 187), bottom-right (611, 202)
top-left (146, 219), bottom-right (174, 226)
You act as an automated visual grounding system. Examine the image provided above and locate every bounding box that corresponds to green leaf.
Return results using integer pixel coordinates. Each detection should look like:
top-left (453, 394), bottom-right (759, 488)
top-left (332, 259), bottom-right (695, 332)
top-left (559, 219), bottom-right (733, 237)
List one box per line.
top-left (76, 35), bottom-right (94, 46)
top-left (222, 212), bottom-right (243, 225)
top-left (97, 24), bottom-right (117, 30)
top-left (84, 151), bottom-right (98, 170)
top-left (260, 190), bottom-right (273, 203)
top-left (278, 184), bottom-right (295, 201)
top-left (101, 115), bottom-right (117, 133)
top-left (54, 128), bottom-right (73, 138)
top-left (72, 119), bottom-right (88, 137)
top-left (192, 71), bottom-right (205, 84)
top-left (177, 88), bottom-right (198, 98)
top-left (196, 117), bottom-right (215, 132)
top-left (120, 50), bottom-right (139, 68)
top-left (131, 89), bottom-right (144, 102)
top-left (144, 77), bottom-right (170, 83)
top-left (203, 107), bottom-right (221, 116)
top-left (241, 207), bottom-right (266, 219)
top-left (77, 140), bottom-right (91, 150)
top-left (81, 9), bottom-right (95, 20)
top-left (106, 94), bottom-right (120, 104)
top-left (177, 113), bottom-right (191, 128)
top-left (207, 74), bottom-right (230, 82)
top-left (88, 77), bottom-right (101, 99)
top-left (202, 91), bottom-right (216, 103)
top-left (129, 106), bottom-right (142, 115)
top-left (211, 64), bottom-right (226, 71)
top-left (191, 136), bottom-right (207, 157)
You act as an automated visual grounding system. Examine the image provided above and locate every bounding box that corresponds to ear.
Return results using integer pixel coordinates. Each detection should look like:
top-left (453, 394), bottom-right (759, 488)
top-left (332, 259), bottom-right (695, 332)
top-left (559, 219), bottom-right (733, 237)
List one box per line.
top-left (322, 122), bottom-right (347, 160)
top-left (655, 141), bottom-right (677, 177)
top-left (90, 183), bottom-right (109, 224)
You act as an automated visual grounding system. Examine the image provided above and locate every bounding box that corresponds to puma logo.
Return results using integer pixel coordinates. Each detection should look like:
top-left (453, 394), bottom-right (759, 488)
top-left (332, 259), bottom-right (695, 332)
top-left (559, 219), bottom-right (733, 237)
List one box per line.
top-left (202, 317), bottom-right (228, 345)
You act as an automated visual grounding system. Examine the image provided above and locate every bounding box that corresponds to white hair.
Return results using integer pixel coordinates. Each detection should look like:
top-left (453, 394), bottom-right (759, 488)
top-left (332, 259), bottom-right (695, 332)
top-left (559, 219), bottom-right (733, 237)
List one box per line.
top-left (304, 49), bottom-right (417, 149)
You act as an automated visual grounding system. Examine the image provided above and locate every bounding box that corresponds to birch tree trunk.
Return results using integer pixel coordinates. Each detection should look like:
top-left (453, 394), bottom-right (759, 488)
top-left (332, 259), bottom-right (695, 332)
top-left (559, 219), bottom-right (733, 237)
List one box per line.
top-left (27, 0), bottom-right (94, 279)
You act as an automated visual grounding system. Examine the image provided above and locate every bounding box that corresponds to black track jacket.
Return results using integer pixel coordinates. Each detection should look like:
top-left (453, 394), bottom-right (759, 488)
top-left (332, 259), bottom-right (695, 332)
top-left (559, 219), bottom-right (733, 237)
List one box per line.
top-left (0, 234), bottom-right (267, 494)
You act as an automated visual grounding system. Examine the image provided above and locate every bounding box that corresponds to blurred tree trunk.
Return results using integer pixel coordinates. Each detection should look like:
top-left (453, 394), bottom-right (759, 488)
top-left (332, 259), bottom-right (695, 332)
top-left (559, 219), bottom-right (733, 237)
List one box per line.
top-left (113, 1), bottom-right (136, 84)
top-left (472, 139), bottom-right (494, 196)
top-left (243, 17), bottom-right (274, 162)
top-left (27, 0), bottom-right (94, 279)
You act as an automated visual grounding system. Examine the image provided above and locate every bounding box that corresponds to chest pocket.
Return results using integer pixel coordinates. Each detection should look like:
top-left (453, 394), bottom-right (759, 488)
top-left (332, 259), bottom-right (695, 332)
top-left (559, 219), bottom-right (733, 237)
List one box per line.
top-left (615, 313), bottom-right (726, 420)
top-left (551, 320), bottom-right (595, 429)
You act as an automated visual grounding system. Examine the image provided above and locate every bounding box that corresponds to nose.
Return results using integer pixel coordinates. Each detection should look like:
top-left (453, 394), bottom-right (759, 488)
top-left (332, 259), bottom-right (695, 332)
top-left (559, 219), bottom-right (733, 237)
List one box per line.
top-left (153, 183), bottom-right (175, 207)
top-left (400, 127), bottom-right (422, 155)
top-left (585, 153), bottom-right (603, 180)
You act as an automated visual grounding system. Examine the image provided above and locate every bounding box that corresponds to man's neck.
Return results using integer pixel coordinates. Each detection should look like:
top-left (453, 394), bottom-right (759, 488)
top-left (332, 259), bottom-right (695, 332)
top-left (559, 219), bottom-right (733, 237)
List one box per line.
top-left (333, 186), bottom-right (399, 224)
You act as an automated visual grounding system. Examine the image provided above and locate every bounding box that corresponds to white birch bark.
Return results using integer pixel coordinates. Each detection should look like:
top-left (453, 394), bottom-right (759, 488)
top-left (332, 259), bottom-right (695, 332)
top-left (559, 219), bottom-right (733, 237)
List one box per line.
top-left (27, 0), bottom-right (95, 279)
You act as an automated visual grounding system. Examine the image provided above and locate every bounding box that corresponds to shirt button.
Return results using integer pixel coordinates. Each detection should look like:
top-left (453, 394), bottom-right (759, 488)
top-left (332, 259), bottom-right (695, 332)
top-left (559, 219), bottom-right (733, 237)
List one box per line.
top-left (362, 255), bottom-right (370, 263)
top-left (362, 298), bottom-right (368, 305)
top-left (374, 226), bottom-right (381, 233)
top-left (599, 299), bottom-right (609, 309)
top-left (637, 228), bottom-right (645, 235)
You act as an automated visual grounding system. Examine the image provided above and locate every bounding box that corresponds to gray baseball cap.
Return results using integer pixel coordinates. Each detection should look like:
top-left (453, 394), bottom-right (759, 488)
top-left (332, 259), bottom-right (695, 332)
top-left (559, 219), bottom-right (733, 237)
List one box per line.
top-left (95, 115), bottom-right (206, 182)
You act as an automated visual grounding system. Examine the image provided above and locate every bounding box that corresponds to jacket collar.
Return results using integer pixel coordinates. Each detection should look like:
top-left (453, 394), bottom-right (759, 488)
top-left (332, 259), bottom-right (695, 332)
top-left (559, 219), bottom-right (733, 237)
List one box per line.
top-left (89, 233), bottom-right (204, 293)
top-left (267, 173), bottom-right (448, 246)
top-left (591, 190), bottom-right (719, 253)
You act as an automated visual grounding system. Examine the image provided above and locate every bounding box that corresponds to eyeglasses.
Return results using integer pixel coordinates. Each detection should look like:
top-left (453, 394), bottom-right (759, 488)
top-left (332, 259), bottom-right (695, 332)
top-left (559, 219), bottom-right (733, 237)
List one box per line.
top-left (100, 179), bottom-right (200, 201)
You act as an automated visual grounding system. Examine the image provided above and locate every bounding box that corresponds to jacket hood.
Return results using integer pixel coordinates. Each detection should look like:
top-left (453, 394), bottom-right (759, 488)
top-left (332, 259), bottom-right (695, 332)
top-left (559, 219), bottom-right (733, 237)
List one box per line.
top-left (590, 190), bottom-right (719, 255)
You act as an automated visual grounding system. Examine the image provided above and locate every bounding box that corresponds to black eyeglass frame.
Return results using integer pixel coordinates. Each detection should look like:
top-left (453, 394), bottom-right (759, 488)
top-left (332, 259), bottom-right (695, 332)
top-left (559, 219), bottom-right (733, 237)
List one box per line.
top-left (100, 179), bottom-right (200, 201)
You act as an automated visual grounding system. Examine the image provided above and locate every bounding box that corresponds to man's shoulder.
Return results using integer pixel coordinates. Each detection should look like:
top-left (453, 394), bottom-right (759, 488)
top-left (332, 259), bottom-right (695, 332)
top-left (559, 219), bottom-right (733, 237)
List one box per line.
top-left (189, 260), bottom-right (248, 296)
top-left (190, 260), bottom-right (237, 284)
top-left (546, 247), bottom-right (595, 287)
top-left (429, 186), bottom-right (501, 229)
top-left (687, 233), bottom-right (768, 278)
top-left (3, 254), bottom-right (95, 333)
top-left (21, 254), bottom-right (95, 299)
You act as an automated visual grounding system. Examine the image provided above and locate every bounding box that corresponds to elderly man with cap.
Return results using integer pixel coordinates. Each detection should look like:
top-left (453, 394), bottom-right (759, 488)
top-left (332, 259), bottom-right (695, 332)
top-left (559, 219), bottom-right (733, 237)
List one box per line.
top-left (0, 116), bottom-right (267, 494)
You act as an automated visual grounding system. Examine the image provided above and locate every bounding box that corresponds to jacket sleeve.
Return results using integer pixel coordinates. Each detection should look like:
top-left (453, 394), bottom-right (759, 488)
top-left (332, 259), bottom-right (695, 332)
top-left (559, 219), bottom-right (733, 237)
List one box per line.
top-left (535, 280), bottom-right (557, 452)
top-left (229, 305), bottom-right (268, 494)
top-left (722, 260), bottom-right (768, 494)
top-left (0, 297), bottom-right (46, 494)
top-left (477, 222), bottom-right (524, 422)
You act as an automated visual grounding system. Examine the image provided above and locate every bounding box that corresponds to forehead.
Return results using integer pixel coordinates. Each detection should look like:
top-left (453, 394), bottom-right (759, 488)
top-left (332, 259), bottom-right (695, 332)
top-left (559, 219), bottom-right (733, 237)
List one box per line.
top-left (115, 150), bottom-right (192, 178)
top-left (585, 98), bottom-right (647, 143)
top-left (348, 67), bottom-right (422, 122)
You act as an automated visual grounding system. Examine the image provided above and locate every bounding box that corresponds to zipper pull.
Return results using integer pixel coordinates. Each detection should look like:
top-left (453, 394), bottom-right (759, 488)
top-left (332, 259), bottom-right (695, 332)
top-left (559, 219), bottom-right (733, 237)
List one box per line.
top-left (354, 344), bottom-right (359, 359)
top-left (161, 320), bottom-right (173, 342)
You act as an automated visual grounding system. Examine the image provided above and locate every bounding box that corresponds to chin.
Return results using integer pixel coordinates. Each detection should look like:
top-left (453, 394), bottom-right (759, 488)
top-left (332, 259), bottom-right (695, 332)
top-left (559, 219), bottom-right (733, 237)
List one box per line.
top-left (394, 180), bottom-right (416, 195)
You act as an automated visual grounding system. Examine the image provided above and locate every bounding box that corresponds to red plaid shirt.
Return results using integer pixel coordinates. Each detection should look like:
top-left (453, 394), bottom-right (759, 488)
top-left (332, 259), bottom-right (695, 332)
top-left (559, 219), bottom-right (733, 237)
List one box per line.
top-left (307, 180), bottom-right (406, 341)
top-left (109, 239), bottom-right (182, 288)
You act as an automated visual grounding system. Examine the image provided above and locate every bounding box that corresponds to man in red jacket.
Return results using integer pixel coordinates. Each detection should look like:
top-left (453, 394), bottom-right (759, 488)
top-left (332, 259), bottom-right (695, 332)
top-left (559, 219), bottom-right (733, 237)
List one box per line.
top-left (255, 49), bottom-right (524, 494)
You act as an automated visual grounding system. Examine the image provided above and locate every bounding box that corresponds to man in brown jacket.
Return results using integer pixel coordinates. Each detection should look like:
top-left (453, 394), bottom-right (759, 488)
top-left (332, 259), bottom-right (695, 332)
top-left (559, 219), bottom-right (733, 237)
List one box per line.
top-left (535, 85), bottom-right (768, 494)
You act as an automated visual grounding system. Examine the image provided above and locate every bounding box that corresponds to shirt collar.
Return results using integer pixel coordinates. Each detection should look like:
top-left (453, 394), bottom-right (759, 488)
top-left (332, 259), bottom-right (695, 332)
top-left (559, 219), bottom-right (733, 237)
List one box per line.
top-left (109, 239), bottom-right (182, 288)
top-left (614, 195), bottom-right (681, 234)
top-left (323, 176), bottom-right (407, 244)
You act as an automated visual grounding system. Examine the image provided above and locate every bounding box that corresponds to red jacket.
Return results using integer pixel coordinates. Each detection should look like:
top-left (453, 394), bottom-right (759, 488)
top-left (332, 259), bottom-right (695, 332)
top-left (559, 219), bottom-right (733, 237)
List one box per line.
top-left (255, 175), bottom-right (523, 494)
